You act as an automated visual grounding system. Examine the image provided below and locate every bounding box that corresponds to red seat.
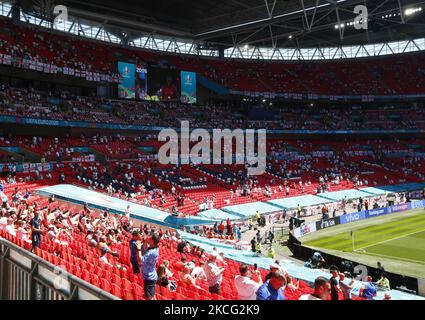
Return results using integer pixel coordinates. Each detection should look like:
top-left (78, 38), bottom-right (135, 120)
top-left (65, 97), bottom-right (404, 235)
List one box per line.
top-left (111, 283), bottom-right (122, 298)
top-left (121, 278), bottom-right (132, 292)
top-left (90, 274), bottom-right (100, 287)
top-left (132, 284), bottom-right (144, 298)
top-left (124, 291), bottom-right (134, 300)
top-left (81, 269), bottom-right (91, 283)
top-left (100, 279), bottom-right (112, 293)
top-left (111, 273), bottom-right (122, 286)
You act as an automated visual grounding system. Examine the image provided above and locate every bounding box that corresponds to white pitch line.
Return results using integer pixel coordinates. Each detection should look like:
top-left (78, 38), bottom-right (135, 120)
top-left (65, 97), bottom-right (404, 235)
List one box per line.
top-left (357, 250), bottom-right (425, 265)
top-left (356, 228), bottom-right (425, 251)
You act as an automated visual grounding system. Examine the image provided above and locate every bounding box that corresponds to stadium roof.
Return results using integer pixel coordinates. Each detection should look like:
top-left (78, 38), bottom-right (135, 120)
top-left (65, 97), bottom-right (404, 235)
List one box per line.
top-left (55, 0), bottom-right (425, 49)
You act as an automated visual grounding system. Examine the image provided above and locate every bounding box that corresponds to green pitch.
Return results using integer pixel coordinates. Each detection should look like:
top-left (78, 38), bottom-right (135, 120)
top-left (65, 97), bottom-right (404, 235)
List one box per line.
top-left (302, 208), bottom-right (425, 278)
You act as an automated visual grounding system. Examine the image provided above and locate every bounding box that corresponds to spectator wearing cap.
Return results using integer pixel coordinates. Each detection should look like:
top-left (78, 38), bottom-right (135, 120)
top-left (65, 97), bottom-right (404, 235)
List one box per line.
top-left (204, 251), bottom-right (225, 294)
top-left (256, 271), bottom-right (286, 300)
top-left (265, 263), bottom-right (281, 282)
top-left (299, 276), bottom-right (331, 300)
top-left (234, 263), bottom-right (263, 300)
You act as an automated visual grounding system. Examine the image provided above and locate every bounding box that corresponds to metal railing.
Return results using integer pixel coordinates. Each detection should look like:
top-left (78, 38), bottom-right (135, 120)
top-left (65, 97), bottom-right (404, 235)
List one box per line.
top-left (0, 237), bottom-right (119, 300)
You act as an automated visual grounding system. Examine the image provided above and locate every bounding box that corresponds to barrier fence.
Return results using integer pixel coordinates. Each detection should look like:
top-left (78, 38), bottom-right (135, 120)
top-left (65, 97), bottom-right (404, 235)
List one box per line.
top-left (0, 237), bottom-right (118, 300)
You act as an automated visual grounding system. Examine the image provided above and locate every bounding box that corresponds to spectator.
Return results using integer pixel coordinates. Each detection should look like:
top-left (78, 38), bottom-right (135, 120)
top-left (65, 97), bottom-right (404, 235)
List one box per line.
top-left (204, 251), bottom-right (225, 294)
top-left (360, 276), bottom-right (377, 300)
top-left (375, 273), bottom-right (390, 291)
top-left (5, 217), bottom-right (16, 237)
top-left (267, 246), bottom-right (276, 259)
top-left (265, 263), bottom-right (280, 282)
top-left (29, 210), bottom-right (44, 251)
top-left (312, 251), bottom-right (325, 268)
top-left (256, 271), bottom-right (286, 300)
top-left (180, 265), bottom-right (201, 290)
top-left (191, 261), bottom-right (207, 280)
top-left (234, 263), bottom-right (263, 300)
top-left (376, 261), bottom-right (385, 281)
top-left (251, 237), bottom-right (256, 253)
top-left (141, 233), bottom-right (161, 300)
top-left (339, 273), bottom-right (355, 300)
top-left (299, 276), bottom-right (331, 300)
top-left (129, 230), bottom-right (141, 274)
top-left (174, 256), bottom-right (187, 272)
top-left (162, 260), bottom-right (174, 278)
top-left (329, 266), bottom-right (341, 301)
top-left (156, 264), bottom-right (170, 288)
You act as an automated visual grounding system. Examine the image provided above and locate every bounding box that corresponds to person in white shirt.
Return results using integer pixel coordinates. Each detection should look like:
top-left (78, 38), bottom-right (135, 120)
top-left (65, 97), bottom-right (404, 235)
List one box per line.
top-left (99, 250), bottom-right (114, 267)
top-left (204, 251), bottom-right (225, 294)
top-left (5, 218), bottom-right (16, 237)
top-left (191, 261), bottom-right (207, 280)
top-left (234, 263), bottom-right (263, 300)
top-left (299, 276), bottom-right (331, 300)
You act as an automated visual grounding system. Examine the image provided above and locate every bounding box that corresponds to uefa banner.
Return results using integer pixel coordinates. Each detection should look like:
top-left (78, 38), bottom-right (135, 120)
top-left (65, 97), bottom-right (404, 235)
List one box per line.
top-left (118, 62), bottom-right (136, 99)
top-left (180, 71), bottom-right (197, 104)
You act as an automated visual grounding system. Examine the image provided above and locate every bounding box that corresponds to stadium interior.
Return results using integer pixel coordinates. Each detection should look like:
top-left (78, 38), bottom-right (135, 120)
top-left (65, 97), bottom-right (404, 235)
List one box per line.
top-left (1, 0), bottom-right (425, 302)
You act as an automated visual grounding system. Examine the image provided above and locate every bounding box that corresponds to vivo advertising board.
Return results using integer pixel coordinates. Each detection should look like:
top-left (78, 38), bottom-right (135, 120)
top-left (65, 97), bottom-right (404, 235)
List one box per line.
top-left (340, 211), bottom-right (367, 224)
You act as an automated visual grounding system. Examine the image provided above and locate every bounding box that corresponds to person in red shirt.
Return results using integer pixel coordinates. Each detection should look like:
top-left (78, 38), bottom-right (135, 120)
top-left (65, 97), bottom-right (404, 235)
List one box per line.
top-left (226, 218), bottom-right (232, 235)
top-left (219, 221), bottom-right (225, 235)
top-left (174, 256), bottom-right (187, 273)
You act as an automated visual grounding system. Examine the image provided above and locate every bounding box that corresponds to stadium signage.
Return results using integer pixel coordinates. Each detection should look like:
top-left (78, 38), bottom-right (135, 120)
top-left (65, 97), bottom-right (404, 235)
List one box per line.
top-left (411, 200), bottom-right (425, 209)
top-left (340, 211), bottom-right (366, 224)
top-left (366, 208), bottom-right (387, 218)
top-left (388, 203), bottom-right (408, 213)
top-left (316, 217), bottom-right (340, 230)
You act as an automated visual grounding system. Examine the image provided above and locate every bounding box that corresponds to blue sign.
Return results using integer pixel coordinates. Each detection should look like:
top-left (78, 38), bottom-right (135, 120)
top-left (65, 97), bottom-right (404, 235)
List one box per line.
top-left (366, 207), bottom-right (389, 218)
top-left (410, 200), bottom-right (425, 209)
top-left (388, 203), bottom-right (409, 213)
top-left (340, 211), bottom-right (367, 224)
top-left (180, 71), bottom-right (197, 104)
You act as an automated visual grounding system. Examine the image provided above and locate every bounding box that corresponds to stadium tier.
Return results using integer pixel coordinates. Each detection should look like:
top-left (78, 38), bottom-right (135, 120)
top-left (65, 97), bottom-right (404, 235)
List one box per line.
top-left (1, 0), bottom-right (425, 305)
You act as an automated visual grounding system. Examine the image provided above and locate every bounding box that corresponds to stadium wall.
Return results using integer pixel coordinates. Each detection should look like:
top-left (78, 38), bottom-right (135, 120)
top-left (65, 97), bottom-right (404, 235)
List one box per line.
top-left (0, 237), bottom-right (117, 300)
